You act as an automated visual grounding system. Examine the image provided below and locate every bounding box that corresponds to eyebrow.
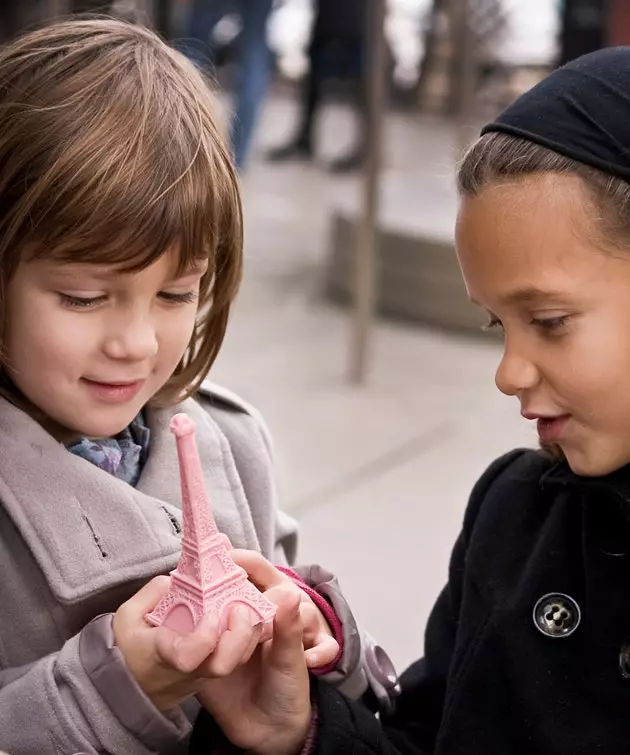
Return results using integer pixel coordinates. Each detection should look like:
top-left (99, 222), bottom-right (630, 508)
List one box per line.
top-left (44, 260), bottom-right (209, 281)
top-left (470, 286), bottom-right (572, 307)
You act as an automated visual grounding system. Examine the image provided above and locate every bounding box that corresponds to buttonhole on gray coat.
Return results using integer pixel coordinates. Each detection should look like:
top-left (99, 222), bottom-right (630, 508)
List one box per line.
top-left (82, 513), bottom-right (108, 558)
top-left (162, 506), bottom-right (182, 535)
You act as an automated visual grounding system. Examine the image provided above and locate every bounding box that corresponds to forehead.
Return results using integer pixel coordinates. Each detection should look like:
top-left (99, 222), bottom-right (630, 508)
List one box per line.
top-left (455, 174), bottom-right (608, 303)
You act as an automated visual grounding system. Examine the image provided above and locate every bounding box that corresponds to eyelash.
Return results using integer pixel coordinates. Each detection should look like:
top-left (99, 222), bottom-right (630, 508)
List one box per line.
top-left (158, 291), bottom-right (198, 305)
top-left (482, 317), bottom-right (503, 332)
top-left (59, 294), bottom-right (105, 309)
top-left (531, 315), bottom-right (570, 332)
top-left (59, 291), bottom-right (198, 309)
top-left (483, 316), bottom-right (570, 334)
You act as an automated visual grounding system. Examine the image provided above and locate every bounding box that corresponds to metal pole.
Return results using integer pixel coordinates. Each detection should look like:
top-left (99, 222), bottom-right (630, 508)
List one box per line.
top-left (450, 0), bottom-right (477, 154)
top-left (348, 0), bottom-right (387, 384)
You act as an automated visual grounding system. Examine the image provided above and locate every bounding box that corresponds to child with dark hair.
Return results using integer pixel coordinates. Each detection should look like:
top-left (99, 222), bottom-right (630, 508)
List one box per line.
top-left (191, 46), bottom-right (630, 755)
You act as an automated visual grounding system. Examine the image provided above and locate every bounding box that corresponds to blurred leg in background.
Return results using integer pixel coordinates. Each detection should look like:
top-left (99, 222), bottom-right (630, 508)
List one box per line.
top-left (180, 0), bottom-right (232, 68)
top-left (0, 5), bottom-right (27, 43)
top-left (0, 1), bottom-right (49, 43)
top-left (267, 0), bottom-right (368, 173)
top-left (266, 29), bottom-right (327, 164)
top-left (327, 35), bottom-right (367, 173)
top-left (230, 0), bottom-right (274, 169)
top-left (180, 0), bottom-right (273, 170)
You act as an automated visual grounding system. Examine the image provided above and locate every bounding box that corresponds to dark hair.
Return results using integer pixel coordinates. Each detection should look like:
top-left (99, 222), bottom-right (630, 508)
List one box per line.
top-left (458, 132), bottom-right (630, 252)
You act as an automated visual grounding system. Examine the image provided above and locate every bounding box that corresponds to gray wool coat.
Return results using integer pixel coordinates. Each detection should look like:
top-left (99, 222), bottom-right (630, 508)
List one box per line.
top-left (0, 383), bottom-right (379, 755)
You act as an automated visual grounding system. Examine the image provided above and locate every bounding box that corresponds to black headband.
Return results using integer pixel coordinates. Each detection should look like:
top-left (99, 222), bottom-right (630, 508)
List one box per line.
top-left (482, 47), bottom-right (630, 183)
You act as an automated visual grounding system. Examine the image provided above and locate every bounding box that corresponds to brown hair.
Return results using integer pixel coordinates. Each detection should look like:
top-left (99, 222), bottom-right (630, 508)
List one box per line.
top-left (0, 17), bottom-right (242, 406)
top-left (457, 131), bottom-right (630, 252)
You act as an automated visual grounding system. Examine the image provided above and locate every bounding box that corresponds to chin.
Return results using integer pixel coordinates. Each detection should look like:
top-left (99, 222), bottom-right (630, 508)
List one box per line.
top-left (64, 408), bottom-right (140, 439)
top-left (561, 448), bottom-right (623, 478)
top-left (540, 432), bottom-right (630, 478)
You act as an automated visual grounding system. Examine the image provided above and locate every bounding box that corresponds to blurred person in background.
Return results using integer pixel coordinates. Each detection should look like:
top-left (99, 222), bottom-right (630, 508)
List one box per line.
top-left (179, 0), bottom-right (274, 170)
top-left (267, 0), bottom-right (369, 173)
top-left (0, 2), bottom-right (46, 43)
top-left (557, 0), bottom-right (607, 66)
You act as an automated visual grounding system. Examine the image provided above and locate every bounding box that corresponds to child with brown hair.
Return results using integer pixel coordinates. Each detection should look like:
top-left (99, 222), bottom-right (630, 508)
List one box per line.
top-left (0, 17), bottom-right (395, 755)
top-left (190, 46), bottom-right (630, 754)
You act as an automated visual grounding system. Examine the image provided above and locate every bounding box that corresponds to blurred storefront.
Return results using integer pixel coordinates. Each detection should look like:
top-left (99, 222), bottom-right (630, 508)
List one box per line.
top-left (609, 0), bottom-right (630, 46)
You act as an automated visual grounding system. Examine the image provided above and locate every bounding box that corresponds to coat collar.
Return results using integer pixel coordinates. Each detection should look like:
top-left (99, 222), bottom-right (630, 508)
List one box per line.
top-left (0, 394), bottom-right (261, 605)
top-left (541, 458), bottom-right (630, 507)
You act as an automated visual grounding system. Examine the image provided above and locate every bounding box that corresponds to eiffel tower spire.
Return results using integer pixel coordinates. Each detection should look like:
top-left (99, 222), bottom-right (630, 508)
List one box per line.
top-left (171, 413), bottom-right (221, 572)
top-left (146, 413), bottom-right (276, 635)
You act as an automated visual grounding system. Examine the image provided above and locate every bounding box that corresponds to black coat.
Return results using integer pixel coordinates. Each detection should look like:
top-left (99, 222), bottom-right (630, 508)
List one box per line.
top-left (312, 0), bottom-right (367, 41)
top-left (192, 449), bottom-right (630, 754)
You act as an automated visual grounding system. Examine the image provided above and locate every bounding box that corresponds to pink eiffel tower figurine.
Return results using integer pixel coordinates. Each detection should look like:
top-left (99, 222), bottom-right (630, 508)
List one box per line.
top-left (146, 413), bottom-right (277, 635)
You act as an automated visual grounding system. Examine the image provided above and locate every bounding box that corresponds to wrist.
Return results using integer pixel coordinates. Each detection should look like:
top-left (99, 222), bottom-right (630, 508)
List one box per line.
top-left (276, 566), bottom-right (344, 674)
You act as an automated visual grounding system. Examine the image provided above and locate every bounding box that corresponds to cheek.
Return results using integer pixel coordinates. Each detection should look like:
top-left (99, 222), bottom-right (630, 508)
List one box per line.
top-left (543, 322), bottom-right (630, 407)
top-left (159, 308), bottom-right (198, 361)
top-left (7, 309), bottom-right (87, 375)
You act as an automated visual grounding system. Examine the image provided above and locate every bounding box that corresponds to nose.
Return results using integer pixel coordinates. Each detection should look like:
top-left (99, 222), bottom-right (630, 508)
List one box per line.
top-left (103, 310), bottom-right (158, 362)
top-left (495, 340), bottom-right (540, 397)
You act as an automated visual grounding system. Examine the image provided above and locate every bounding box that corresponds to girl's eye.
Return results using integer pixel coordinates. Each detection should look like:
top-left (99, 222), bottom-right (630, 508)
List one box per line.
top-left (59, 293), bottom-right (105, 309)
top-left (531, 315), bottom-right (570, 333)
top-left (158, 291), bottom-right (198, 304)
top-left (482, 316), bottom-right (503, 332)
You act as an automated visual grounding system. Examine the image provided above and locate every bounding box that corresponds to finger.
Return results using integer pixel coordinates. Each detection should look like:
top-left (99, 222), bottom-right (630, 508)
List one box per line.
top-left (155, 613), bottom-right (221, 673)
top-left (121, 576), bottom-right (172, 620)
top-left (230, 550), bottom-right (288, 591)
top-left (305, 633), bottom-right (340, 669)
top-left (298, 602), bottom-right (322, 646)
top-left (267, 590), bottom-right (308, 674)
top-left (203, 605), bottom-right (262, 677)
top-left (240, 617), bottom-right (267, 665)
top-left (264, 582), bottom-right (301, 608)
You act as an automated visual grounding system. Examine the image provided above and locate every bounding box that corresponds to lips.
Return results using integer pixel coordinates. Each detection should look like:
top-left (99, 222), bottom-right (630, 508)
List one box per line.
top-left (81, 378), bottom-right (146, 404)
top-left (522, 411), bottom-right (571, 444)
top-left (85, 379), bottom-right (146, 386)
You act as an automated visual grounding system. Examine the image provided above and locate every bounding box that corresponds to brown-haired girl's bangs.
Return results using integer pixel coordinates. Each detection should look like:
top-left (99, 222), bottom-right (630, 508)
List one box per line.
top-left (0, 18), bottom-right (243, 403)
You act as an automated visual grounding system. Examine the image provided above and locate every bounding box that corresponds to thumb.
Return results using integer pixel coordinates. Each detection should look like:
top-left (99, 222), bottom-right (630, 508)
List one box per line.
top-left (120, 575), bottom-right (172, 620)
top-left (230, 549), bottom-right (285, 591)
top-left (267, 590), bottom-right (307, 673)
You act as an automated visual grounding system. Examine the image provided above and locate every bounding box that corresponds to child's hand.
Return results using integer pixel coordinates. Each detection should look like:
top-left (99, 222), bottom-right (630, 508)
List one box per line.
top-left (197, 591), bottom-right (313, 755)
top-left (113, 577), bottom-right (263, 712)
top-left (230, 549), bottom-right (340, 670)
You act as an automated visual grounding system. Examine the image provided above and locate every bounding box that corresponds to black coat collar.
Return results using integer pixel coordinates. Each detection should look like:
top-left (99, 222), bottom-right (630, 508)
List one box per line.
top-left (541, 458), bottom-right (630, 506)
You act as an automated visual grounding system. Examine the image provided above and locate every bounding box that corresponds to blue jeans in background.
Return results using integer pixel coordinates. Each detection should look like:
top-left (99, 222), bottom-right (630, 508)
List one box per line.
top-left (180, 0), bottom-right (274, 170)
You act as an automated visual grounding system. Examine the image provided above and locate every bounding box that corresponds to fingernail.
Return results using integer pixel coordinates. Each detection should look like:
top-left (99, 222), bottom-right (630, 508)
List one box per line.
top-left (229, 605), bottom-right (248, 624)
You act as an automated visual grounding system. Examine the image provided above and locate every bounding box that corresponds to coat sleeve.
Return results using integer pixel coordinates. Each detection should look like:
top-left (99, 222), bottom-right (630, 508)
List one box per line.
top-left (303, 449), bottom-right (529, 754)
top-left (0, 614), bottom-right (190, 754)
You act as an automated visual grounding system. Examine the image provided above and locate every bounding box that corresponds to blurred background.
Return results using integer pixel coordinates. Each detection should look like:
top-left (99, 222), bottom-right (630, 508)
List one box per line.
top-left (3, 0), bottom-right (623, 668)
